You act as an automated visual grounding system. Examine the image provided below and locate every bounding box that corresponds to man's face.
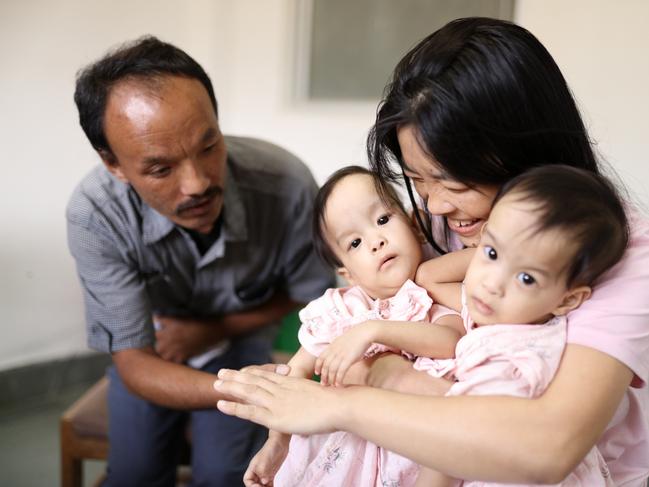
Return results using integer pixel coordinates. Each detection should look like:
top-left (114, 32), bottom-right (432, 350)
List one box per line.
top-left (102, 76), bottom-right (226, 234)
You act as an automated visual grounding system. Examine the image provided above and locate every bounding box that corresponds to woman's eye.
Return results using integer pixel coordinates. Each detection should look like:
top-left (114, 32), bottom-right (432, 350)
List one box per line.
top-left (350, 238), bottom-right (361, 249)
top-left (483, 245), bottom-right (497, 260)
top-left (517, 273), bottom-right (536, 286)
top-left (377, 215), bottom-right (390, 225)
top-left (444, 185), bottom-right (468, 194)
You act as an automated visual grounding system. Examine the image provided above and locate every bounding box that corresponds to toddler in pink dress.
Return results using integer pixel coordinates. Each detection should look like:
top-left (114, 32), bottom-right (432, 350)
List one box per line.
top-left (243, 166), bottom-right (468, 487)
top-left (411, 165), bottom-right (628, 486)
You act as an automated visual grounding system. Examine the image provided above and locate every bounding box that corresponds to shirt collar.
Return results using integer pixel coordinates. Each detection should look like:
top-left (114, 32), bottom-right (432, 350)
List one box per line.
top-left (141, 162), bottom-right (247, 245)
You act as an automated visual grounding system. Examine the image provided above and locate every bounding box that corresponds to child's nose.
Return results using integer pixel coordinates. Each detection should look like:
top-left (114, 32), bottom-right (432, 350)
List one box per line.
top-left (481, 274), bottom-right (504, 296)
top-left (371, 238), bottom-right (386, 252)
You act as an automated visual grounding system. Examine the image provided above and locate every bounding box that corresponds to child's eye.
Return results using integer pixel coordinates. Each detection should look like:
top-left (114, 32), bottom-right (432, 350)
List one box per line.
top-left (483, 245), bottom-right (497, 260)
top-left (350, 238), bottom-right (361, 249)
top-left (517, 272), bottom-right (536, 286)
top-left (377, 215), bottom-right (390, 225)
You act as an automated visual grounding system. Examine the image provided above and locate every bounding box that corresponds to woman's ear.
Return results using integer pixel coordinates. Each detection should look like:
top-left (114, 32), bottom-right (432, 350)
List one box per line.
top-left (336, 267), bottom-right (355, 286)
top-left (552, 286), bottom-right (592, 316)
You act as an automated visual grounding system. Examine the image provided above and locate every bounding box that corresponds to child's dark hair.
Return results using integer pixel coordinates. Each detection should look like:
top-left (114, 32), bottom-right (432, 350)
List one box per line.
top-left (494, 165), bottom-right (628, 287)
top-left (313, 166), bottom-right (409, 268)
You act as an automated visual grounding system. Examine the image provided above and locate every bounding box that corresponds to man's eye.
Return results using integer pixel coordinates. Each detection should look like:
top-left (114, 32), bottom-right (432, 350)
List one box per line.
top-left (377, 215), bottom-right (390, 225)
top-left (517, 272), bottom-right (536, 286)
top-left (483, 245), bottom-right (497, 260)
top-left (203, 143), bottom-right (216, 154)
top-left (350, 238), bottom-right (361, 249)
top-left (149, 166), bottom-right (170, 178)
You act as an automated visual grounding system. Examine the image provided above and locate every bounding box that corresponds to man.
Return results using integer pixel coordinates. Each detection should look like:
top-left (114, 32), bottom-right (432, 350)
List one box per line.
top-left (67, 36), bottom-right (334, 486)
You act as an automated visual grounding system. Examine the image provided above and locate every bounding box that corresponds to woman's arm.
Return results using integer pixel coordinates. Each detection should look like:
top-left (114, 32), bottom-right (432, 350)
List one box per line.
top-left (215, 343), bottom-right (632, 484)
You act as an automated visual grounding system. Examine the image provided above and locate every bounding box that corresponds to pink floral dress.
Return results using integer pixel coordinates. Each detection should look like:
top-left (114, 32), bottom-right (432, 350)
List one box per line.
top-left (274, 280), bottom-right (456, 487)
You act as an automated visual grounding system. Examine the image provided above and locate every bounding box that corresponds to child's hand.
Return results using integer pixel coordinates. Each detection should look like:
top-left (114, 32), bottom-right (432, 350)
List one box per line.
top-left (315, 321), bottom-right (378, 386)
top-left (244, 435), bottom-right (290, 486)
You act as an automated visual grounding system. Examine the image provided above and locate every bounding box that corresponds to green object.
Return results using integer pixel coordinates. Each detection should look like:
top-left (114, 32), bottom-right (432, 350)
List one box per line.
top-left (274, 309), bottom-right (302, 353)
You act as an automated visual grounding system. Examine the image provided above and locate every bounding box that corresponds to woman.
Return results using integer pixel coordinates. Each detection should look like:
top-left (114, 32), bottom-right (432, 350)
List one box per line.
top-left (214, 18), bottom-right (649, 485)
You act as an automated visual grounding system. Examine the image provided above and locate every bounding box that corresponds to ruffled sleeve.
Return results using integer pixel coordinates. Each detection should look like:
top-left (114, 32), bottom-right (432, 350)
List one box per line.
top-left (297, 286), bottom-right (373, 357)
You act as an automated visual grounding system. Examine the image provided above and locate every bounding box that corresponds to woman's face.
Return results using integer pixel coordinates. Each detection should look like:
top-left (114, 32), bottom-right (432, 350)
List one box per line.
top-left (397, 125), bottom-right (498, 248)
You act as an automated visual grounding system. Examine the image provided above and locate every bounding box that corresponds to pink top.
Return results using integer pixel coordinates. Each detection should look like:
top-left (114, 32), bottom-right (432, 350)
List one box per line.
top-left (415, 306), bottom-right (613, 485)
top-left (297, 279), bottom-right (455, 358)
top-left (435, 208), bottom-right (649, 486)
top-left (567, 209), bottom-right (649, 486)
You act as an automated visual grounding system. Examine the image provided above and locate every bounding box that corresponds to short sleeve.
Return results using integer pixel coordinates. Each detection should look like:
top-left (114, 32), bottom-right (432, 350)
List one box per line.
top-left (67, 220), bottom-right (154, 353)
top-left (567, 212), bottom-right (649, 387)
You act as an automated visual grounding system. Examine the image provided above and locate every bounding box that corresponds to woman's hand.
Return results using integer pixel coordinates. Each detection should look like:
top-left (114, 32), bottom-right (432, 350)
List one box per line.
top-left (214, 368), bottom-right (345, 435)
top-left (315, 321), bottom-right (379, 386)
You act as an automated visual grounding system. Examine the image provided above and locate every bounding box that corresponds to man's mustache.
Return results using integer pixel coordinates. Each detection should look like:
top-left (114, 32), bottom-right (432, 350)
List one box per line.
top-left (175, 186), bottom-right (223, 215)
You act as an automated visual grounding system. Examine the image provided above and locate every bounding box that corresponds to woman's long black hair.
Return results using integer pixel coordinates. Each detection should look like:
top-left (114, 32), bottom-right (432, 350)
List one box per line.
top-left (368, 17), bottom-right (599, 253)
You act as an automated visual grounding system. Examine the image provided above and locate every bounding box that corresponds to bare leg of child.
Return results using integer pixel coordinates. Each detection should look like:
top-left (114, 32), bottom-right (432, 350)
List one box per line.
top-left (415, 466), bottom-right (461, 487)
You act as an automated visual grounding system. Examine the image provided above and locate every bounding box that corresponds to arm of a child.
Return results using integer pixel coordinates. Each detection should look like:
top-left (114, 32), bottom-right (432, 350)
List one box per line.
top-left (244, 348), bottom-right (316, 486)
top-left (416, 248), bottom-right (475, 285)
top-left (316, 316), bottom-right (464, 387)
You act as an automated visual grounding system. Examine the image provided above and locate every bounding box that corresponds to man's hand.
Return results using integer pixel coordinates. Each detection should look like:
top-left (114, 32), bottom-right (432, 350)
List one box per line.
top-left (154, 315), bottom-right (223, 363)
top-left (244, 435), bottom-right (290, 486)
top-left (315, 321), bottom-right (379, 387)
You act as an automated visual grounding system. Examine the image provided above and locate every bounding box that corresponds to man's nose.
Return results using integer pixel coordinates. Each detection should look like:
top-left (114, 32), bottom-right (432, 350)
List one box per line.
top-left (179, 160), bottom-right (210, 196)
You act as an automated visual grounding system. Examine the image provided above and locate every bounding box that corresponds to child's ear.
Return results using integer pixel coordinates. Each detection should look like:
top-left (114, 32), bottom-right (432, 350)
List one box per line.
top-left (552, 286), bottom-right (592, 316)
top-left (336, 267), bottom-right (355, 286)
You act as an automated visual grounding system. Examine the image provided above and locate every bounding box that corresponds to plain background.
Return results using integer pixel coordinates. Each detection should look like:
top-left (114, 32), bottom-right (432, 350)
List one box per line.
top-left (1, 0), bottom-right (647, 371)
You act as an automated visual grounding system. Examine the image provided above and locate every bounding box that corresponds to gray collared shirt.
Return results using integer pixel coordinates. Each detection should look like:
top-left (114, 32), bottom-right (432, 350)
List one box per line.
top-left (67, 136), bottom-right (335, 353)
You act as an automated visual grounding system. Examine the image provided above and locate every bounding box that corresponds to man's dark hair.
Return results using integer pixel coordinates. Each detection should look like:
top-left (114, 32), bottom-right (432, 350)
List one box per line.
top-left (74, 36), bottom-right (218, 162)
top-left (494, 165), bottom-right (628, 287)
top-left (313, 166), bottom-right (409, 268)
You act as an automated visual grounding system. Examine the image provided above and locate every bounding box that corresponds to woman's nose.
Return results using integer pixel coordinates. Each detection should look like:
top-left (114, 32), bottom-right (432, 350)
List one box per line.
top-left (424, 185), bottom-right (455, 216)
top-left (179, 160), bottom-right (211, 196)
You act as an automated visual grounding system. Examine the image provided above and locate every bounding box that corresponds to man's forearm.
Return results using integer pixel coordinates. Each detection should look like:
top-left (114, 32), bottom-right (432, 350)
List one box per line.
top-left (219, 292), bottom-right (301, 336)
top-left (113, 347), bottom-right (230, 409)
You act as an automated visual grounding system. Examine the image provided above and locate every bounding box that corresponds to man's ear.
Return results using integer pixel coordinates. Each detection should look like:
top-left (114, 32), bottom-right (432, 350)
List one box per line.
top-left (336, 267), bottom-right (355, 286)
top-left (99, 149), bottom-right (128, 183)
top-left (552, 286), bottom-right (592, 316)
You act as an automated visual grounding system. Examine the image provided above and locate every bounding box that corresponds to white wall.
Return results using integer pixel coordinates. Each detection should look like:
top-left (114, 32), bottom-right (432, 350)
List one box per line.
top-left (1, 0), bottom-right (647, 371)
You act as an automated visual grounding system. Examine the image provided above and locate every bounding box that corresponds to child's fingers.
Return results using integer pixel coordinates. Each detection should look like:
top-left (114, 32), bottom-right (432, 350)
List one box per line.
top-left (319, 356), bottom-right (329, 385)
top-left (314, 355), bottom-right (324, 376)
top-left (335, 360), bottom-right (351, 387)
top-left (327, 355), bottom-right (342, 386)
